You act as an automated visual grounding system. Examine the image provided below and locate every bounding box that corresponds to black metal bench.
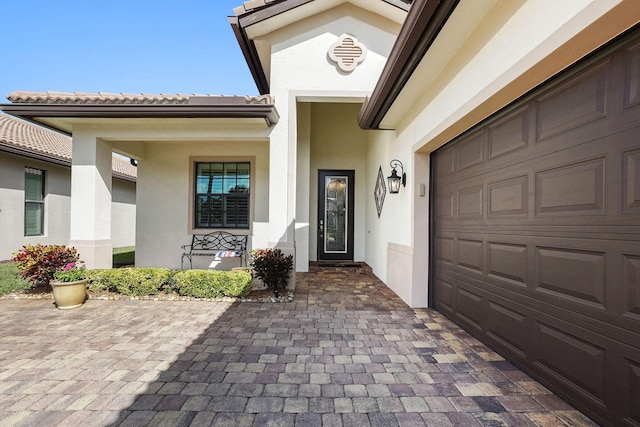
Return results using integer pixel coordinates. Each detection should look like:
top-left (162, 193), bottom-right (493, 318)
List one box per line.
top-left (181, 231), bottom-right (248, 270)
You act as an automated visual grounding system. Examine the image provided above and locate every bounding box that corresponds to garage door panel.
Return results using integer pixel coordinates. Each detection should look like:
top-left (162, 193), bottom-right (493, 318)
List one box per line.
top-left (488, 175), bottom-right (528, 216)
top-left (435, 237), bottom-right (454, 263)
top-left (456, 131), bottom-right (484, 171)
top-left (623, 41), bottom-right (640, 110)
top-left (434, 277), bottom-right (454, 313)
top-left (623, 148), bottom-right (640, 212)
top-left (621, 356), bottom-right (640, 424)
top-left (487, 242), bottom-right (528, 287)
top-left (535, 320), bottom-right (607, 407)
top-left (534, 157), bottom-right (606, 216)
top-left (622, 254), bottom-right (640, 322)
top-left (457, 186), bottom-right (483, 218)
top-left (434, 145), bottom-right (455, 176)
top-left (535, 247), bottom-right (606, 310)
top-left (486, 299), bottom-right (528, 357)
top-left (455, 287), bottom-right (483, 332)
top-left (436, 192), bottom-right (455, 219)
top-left (457, 239), bottom-right (483, 273)
top-left (536, 61), bottom-right (609, 142)
top-left (488, 105), bottom-right (530, 160)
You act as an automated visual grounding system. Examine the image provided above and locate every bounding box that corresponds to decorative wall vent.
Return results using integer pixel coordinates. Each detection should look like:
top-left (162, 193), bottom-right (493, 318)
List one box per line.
top-left (328, 34), bottom-right (367, 73)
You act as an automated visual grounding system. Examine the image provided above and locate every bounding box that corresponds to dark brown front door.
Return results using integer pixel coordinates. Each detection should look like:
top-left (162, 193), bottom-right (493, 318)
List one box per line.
top-left (318, 170), bottom-right (354, 261)
top-left (432, 31), bottom-right (640, 426)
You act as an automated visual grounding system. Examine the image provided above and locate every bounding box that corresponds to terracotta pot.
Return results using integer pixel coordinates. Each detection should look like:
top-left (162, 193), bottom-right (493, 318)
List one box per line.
top-left (50, 279), bottom-right (88, 309)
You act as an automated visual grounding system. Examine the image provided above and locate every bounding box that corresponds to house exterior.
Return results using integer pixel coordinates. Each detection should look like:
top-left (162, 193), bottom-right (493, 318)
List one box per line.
top-left (1, 0), bottom-right (639, 424)
top-left (0, 114), bottom-right (136, 260)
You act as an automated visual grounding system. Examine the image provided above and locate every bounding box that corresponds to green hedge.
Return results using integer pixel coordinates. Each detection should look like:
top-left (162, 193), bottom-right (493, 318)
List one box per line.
top-left (86, 268), bottom-right (252, 299)
top-left (87, 268), bottom-right (173, 296)
top-left (172, 270), bottom-right (252, 298)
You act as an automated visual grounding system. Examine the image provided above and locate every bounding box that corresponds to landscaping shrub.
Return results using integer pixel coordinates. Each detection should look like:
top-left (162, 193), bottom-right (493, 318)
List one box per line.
top-left (87, 268), bottom-right (173, 296)
top-left (12, 244), bottom-right (79, 288)
top-left (172, 270), bottom-right (252, 298)
top-left (250, 248), bottom-right (293, 296)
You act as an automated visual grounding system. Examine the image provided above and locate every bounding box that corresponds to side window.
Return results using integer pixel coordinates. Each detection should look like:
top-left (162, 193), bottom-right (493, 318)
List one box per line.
top-left (195, 162), bottom-right (250, 229)
top-left (24, 167), bottom-right (45, 236)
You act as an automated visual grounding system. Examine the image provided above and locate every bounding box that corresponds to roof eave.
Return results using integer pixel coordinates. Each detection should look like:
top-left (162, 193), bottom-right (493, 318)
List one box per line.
top-left (112, 172), bottom-right (137, 183)
top-left (358, 0), bottom-right (460, 130)
top-left (0, 102), bottom-right (280, 127)
top-left (0, 143), bottom-right (137, 182)
top-left (0, 143), bottom-right (69, 167)
top-left (229, 16), bottom-right (270, 95)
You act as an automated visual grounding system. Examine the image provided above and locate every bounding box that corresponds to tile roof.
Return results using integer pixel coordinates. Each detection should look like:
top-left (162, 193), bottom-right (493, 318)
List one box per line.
top-left (233, 0), bottom-right (282, 16)
top-left (232, 0), bottom-right (412, 16)
top-left (8, 91), bottom-right (191, 104)
top-left (6, 91), bottom-right (275, 106)
top-left (0, 114), bottom-right (137, 180)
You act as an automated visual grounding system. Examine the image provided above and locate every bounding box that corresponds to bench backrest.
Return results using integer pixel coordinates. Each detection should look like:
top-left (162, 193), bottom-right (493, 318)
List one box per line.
top-left (189, 231), bottom-right (247, 252)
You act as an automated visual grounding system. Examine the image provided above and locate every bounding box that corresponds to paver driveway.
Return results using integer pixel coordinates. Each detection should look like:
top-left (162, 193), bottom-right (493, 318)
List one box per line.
top-left (0, 264), bottom-right (597, 426)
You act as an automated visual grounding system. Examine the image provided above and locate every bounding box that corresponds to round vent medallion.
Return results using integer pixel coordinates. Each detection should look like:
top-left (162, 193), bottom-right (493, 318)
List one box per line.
top-left (328, 34), bottom-right (367, 73)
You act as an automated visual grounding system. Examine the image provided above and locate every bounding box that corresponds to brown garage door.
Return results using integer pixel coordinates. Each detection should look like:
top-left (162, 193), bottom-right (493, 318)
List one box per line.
top-left (432, 30), bottom-right (640, 426)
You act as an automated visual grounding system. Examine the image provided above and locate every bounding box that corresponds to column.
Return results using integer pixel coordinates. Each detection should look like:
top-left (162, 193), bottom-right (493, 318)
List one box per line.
top-left (69, 131), bottom-right (113, 269)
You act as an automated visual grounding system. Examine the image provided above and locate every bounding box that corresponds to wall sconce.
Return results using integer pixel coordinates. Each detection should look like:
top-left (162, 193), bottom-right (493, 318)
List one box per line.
top-left (387, 159), bottom-right (406, 194)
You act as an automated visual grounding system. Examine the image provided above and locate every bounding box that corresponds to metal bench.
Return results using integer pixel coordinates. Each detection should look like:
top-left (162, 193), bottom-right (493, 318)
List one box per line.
top-left (181, 231), bottom-right (248, 270)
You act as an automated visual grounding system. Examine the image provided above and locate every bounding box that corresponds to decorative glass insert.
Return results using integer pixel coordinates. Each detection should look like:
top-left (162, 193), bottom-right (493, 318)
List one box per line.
top-left (195, 162), bottom-right (250, 229)
top-left (374, 166), bottom-right (386, 218)
top-left (25, 167), bottom-right (44, 236)
top-left (324, 176), bottom-right (348, 253)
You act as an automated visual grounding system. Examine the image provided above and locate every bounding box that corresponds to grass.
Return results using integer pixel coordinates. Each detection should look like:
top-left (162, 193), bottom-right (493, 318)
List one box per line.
top-left (0, 262), bottom-right (31, 295)
top-left (113, 246), bottom-right (135, 265)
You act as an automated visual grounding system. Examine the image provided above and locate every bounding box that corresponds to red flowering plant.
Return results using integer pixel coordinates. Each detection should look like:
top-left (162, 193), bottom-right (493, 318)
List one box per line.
top-left (250, 248), bottom-right (293, 297)
top-left (53, 261), bottom-right (87, 283)
top-left (12, 244), bottom-right (79, 289)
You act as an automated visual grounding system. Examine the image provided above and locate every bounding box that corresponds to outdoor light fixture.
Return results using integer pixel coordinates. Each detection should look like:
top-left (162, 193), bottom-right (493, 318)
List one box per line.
top-left (388, 159), bottom-right (406, 194)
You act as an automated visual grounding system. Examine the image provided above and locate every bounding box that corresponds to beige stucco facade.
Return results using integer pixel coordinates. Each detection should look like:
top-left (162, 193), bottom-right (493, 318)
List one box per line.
top-left (0, 150), bottom-right (136, 261)
top-left (3, 0), bottom-right (638, 310)
top-left (375, 0), bottom-right (640, 307)
top-left (266, 4), bottom-right (402, 270)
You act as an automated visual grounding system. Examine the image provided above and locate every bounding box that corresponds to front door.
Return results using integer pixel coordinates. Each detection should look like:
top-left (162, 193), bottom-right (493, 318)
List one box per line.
top-left (317, 170), bottom-right (354, 261)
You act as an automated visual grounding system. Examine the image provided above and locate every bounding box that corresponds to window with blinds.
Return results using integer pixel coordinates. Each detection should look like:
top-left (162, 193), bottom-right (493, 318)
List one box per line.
top-left (24, 167), bottom-right (44, 236)
top-left (195, 162), bottom-right (250, 229)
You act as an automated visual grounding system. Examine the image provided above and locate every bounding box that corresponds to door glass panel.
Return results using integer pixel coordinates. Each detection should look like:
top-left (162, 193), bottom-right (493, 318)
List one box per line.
top-left (325, 176), bottom-right (348, 253)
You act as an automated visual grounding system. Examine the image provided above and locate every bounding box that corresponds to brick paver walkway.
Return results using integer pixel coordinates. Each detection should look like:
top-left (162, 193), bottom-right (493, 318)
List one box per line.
top-left (0, 264), bottom-right (597, 426)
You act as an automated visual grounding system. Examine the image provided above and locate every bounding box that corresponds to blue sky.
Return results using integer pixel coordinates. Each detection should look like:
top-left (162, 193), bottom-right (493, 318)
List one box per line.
top-left (0, 0), bottom-right (258, 101)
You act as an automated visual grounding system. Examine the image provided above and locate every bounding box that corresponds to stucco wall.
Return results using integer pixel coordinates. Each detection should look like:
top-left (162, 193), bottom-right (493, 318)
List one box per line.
top-left (0, 152), bottom-right (71, 260)
top-left (307, 102), bottom-right (368, 263)
top-left (112, 179), bottom-right (136, 248)
top-left (135, 141), bottom-right (269, 270)
top-left (0, 151), bottom-right (136, 260)
top-left (372, 0), bottom-right (637, 308)
top-left (267, 4), bottom-right (401, 269)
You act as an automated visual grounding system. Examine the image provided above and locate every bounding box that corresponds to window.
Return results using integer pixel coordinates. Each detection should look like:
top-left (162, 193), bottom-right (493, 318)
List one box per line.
top-left (24, 167), bottom-right (44, 236)
top-left (195, 162), bottom-right (250, 229)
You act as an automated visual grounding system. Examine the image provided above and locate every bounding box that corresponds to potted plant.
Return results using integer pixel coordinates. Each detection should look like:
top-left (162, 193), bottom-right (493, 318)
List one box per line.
top-left (50, 261), bottom-right (88, 309)
top-left (13, 244), bottom-right (79, 289)
top-left (250, 248), bottom-right (293, 297)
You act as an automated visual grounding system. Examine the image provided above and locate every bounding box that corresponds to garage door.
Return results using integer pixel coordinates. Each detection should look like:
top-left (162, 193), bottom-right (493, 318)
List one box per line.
top-left (432, 31), bottom-right (640, 426)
